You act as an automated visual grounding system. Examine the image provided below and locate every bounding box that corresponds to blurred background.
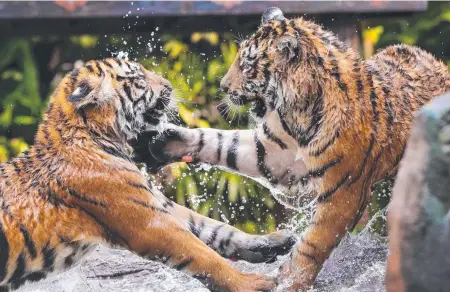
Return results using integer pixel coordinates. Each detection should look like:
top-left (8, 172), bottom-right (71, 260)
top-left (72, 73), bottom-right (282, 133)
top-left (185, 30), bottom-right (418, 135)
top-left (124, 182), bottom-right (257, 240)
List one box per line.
top-left (0, 1), bottom-right (448, 235)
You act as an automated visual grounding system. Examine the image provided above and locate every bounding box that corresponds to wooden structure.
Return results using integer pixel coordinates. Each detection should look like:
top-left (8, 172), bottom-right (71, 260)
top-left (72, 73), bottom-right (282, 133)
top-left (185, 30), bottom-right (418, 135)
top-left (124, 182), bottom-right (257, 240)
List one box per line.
top-left (0, 1), bottom-right (427, 50)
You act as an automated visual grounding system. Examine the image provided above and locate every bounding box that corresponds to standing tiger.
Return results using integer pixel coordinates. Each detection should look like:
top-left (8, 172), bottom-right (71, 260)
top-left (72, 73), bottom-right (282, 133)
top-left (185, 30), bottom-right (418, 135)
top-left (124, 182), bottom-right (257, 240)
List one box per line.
top-left (0, 58), bottom-right (298, 291)
top-left (139, 7), bottom-right (450, 291)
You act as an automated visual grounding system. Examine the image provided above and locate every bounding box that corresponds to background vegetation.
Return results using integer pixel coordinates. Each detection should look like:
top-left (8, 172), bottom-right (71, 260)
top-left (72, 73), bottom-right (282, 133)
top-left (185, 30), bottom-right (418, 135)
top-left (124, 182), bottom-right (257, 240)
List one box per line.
top-left (1, 2), bottom-right (449, 235)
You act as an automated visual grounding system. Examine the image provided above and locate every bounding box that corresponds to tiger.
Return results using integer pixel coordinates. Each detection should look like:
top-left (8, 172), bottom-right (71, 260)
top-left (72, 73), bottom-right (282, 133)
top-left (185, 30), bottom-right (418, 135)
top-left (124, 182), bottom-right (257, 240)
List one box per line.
top-left (136, 7), bottom-right (450, 291)
top-left (0, 57), bottom-right (299, 292)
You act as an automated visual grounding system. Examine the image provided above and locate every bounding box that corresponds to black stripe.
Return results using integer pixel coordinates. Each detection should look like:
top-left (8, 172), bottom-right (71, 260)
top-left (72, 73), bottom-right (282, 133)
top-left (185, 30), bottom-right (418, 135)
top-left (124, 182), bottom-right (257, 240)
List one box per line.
top-left (65, 254), bottom-right (75, 268)
top-left (328, 51), bottom-right (342, 87)
top-left (85, 65), bottom-right (95, 73)
top-left (42, 242), bottom-right (56, 270)
top-left (279, 19), bottom-right (288, 34)
top-left (367, 68), bottom-right (379, 126)
top-left (56, 178), bottom-right (106, 207)
top-left (206, 224), bottom-right (225, 247)
top-left (95, 61), bottom-right (104, 76)
top-left (262, 123), bottom-right (287, 150)
top-left (217, 132), bottom-right (223, 162)
top-left (161, 197), bottom-right (174, 209)
top-left (22, 271), bottom-right (46, 284)
top-left (299, 88), bottom-right (324, 147)
top-left (385, 97), bottom-right (395, 128)
top-left (87, 268), bottom-right (147, 279)
top-left (350, 151), bottom-right (382, 231)
top-left (310, 129), bottom-right (339, 156)
top-left (347, 135), bottom-right (375, 187)
top-left (134, 81), bottom-right (147, 90)
top-left (197, 130), bottom-right (205, 154)
top-left (262, 57), bottom-right (272, 92)
top-left (127, 181), bottom-right (151, 192)
top-left (298, 251), bottom-right (320, 265)
top-left (219, 231), bottom-right (235, 253)
top-left (128, 198), bottom-right (169, 214)
top-left (133, 92), bottom-right (146, 107)
top-left (317, 172), bottom-right (351, 202)
top-left (116, 90), bottom-right (130, 117)
top-left (19, 226), bottom-right (37, 259)
top-left (278, 110), bottom-right (294, 137)
top-left (392, 146), bottom-right (405, 169)
top-left (301, 157), bottom-right (342, 184)
top-left (173, 258), bottom-right (193, 271)
top-left (49, 194), bottom-right (128, 246)
top-left (9, 253), bottom-right (26, 282)
top-left (188, 215), bottom-right (200, 238)
top-left (254, 131), bottom-right (277, 184)
top-left (124, 61), bottom-right (133, 71)
top-left (226, 132), bottom-right (239, 170)
top-left (115, 58), bottom-right (123, 67)
top-left (123, 83), bottom-right (133, 101)
top-left (69, 70), bottom-right (79, 89)
top-left (102, 60), bottom-right (114, 68)
top-left (197, 220), bottom-right (205, 237)
top-left (11, 160), bottom-right (21, 174)
top-left (100, 144), bottom-right (132, 162)
top-left (0, 221), bottom-right (10, 282)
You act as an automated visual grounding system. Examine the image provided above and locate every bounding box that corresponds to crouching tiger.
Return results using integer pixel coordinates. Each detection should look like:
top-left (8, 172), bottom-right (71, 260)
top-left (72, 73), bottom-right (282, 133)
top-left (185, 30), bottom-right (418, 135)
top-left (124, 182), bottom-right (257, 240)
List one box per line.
top-left (0, 58), bottom-right (297, 291)
top-left (138, 7), bottom-right (450, 291)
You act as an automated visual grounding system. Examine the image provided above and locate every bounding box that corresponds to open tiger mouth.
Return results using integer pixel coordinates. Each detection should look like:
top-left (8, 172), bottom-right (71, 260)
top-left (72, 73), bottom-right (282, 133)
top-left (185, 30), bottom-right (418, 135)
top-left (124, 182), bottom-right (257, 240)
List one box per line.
top-left (229, 94), bottom-right (251, 106)
top-left (227, 93), bottom-right (267, 118)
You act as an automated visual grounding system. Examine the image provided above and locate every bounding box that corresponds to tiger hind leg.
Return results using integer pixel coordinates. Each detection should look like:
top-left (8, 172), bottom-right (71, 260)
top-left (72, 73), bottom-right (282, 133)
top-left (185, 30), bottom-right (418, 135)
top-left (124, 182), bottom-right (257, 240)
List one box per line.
top-left (77, 189), bottom-right (277, 292)
top-left (152, 188), bottom-right (297, 263)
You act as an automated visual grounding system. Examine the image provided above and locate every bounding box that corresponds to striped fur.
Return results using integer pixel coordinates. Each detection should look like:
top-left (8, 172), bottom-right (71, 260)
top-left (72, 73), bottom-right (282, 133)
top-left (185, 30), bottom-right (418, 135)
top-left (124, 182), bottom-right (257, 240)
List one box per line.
top-left (0, 58), bottom-right (296, 292)
top-left (144, 8), bottom-right (450, 291)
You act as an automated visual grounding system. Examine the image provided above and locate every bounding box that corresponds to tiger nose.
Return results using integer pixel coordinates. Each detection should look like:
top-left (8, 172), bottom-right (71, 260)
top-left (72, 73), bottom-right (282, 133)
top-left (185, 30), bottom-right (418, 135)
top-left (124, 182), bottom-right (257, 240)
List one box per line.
top-left (220, 79), bottom-right (230, 93)
top-left (160, 79), bottom-right (173, 92)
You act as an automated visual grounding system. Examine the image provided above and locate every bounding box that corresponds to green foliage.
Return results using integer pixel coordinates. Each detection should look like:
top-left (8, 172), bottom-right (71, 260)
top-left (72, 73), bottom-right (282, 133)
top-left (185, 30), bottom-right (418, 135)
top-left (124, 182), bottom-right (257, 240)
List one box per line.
top-left (0, 39), bottom-right (44, 162)
top-left (364, 1), bottom-right (450, 66)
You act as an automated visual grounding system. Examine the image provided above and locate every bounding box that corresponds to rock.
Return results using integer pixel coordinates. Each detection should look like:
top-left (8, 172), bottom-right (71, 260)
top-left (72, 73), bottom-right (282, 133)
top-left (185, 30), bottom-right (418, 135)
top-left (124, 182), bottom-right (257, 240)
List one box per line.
top-left (17, 232), bottom-right (387, 292)
top-left (387, 91), bottom-right (450, 292)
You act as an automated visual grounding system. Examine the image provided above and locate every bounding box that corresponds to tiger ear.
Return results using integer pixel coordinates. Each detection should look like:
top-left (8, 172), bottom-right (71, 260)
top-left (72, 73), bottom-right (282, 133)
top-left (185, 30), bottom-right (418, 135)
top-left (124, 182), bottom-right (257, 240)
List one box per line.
top-left (261, 7), bottom-right (285, 24)
top-left (68, 76), bottom-right (113, 108)
top-left (276, 35), bottom-right (298, 60)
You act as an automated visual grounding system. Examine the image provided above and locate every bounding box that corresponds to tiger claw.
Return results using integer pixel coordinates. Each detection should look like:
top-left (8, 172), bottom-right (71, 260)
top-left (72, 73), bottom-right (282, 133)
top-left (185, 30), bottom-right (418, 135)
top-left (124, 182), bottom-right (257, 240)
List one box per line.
top-left (232, 230), bottom-right (297, 263)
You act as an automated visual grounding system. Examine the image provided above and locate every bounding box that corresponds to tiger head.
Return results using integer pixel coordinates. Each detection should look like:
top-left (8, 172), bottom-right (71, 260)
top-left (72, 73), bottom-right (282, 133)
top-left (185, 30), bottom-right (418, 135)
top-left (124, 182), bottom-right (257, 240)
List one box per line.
top-left (220, 7), bottom-right (350, 123)
top-left (49, 58), bottom-right (174, 143)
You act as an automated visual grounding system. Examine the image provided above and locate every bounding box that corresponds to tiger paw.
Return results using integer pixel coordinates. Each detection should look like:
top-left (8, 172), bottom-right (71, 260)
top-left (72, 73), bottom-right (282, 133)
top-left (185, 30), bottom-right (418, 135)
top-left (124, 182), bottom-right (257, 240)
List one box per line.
top-left (148, 128), bottom-right (185, 163)
top-left (130, 131), bottom-right (170, 173)
top-left (230, 230), bottom-right (297, 263)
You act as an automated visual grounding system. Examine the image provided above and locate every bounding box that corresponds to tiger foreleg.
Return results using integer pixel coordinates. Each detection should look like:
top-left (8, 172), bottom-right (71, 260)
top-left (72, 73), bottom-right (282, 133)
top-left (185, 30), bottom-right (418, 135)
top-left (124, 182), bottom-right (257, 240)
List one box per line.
top-left (277, 184), bottom-right (369, 290)
top-left (148, 124), bottom-right (307, 186)
top-left (151, 187), bottom-right (296, 263)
